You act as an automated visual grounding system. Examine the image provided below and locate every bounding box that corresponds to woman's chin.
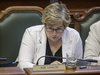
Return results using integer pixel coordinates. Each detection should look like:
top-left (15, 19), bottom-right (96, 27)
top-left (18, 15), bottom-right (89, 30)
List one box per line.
top-left (51, 38), bottom-right (58, 42)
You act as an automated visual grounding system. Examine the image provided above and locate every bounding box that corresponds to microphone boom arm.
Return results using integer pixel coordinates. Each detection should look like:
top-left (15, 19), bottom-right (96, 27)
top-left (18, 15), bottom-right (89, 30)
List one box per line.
top-left (36, 56), bottom-right (98, 65)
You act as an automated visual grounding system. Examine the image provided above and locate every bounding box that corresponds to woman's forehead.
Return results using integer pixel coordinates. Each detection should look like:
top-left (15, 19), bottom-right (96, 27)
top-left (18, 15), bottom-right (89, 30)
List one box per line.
top-left (47, 22), bottom-right (63, 26)
top-left (47, 24), bottom-right (64, 28)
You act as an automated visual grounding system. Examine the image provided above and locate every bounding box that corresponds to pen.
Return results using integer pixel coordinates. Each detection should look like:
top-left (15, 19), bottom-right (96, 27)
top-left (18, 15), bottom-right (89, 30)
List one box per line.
top-left (0, 58), bottom-right (7, 61)
top-left (79, 66), bottom-right (86, 69)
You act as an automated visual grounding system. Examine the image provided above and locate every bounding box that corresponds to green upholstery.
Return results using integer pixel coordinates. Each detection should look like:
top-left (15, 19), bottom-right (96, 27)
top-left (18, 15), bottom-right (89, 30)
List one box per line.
top-left (80, 12), bottom-right (100, 51)
top-left (0, 8), bottom-right (43, 64)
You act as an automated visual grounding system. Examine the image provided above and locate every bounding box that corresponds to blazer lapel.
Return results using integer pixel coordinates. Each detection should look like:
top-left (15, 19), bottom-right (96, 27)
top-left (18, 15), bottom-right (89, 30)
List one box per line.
top-left (62, 28), bottom-right (72, 62)
top-left (36, 28), bottom-right (47, 65)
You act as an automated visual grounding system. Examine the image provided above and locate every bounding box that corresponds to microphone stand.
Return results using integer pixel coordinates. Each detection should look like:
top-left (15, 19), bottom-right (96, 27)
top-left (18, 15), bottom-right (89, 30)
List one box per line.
top-left (36, 55), bottom-right (98, 65)
top-left (36, 55), bottom-right (66, 65)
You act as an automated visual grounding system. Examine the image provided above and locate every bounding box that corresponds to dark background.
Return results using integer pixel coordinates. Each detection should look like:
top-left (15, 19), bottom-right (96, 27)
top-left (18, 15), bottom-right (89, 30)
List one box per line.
top-left (0, 0), bottom-right (100, 10)
top-left (0, 0), bottom-right (100, 28)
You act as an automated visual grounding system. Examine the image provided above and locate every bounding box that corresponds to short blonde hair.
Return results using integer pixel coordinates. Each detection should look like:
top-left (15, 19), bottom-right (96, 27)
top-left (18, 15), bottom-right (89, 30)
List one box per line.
top-left (42, 2), bottom-right (71, 27)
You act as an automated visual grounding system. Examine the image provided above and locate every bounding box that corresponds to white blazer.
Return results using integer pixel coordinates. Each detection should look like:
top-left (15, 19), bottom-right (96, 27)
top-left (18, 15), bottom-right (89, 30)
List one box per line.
top-left (18, 25), bottom-right (83, 70)
top-left (84, 20), bottom-right (100, 65)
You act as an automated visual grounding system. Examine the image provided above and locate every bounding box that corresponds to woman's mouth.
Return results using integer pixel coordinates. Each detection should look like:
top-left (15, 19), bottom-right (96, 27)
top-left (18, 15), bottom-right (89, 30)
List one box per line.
top-left (52, 37), bottom-right (56, 39)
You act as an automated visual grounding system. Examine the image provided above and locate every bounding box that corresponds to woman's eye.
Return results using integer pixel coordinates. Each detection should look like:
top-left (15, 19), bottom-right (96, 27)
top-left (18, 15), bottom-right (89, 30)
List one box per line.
top-left (49, 27), bottom-right (53, 29)
top-left (57, 28), bottom-right (61, 30)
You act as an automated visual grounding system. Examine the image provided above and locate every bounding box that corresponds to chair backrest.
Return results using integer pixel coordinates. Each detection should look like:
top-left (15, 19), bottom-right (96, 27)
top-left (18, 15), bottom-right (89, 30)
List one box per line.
top-left (0, 6), bottom-right (43, 63)
top-left (73, 7), bottom-right (100, 52)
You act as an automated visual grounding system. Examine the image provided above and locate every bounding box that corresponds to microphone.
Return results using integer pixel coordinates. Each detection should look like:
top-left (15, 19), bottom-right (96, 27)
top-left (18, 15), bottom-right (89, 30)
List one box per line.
top-left (0, 58), bottom-right (7, 61)
top-left (36, 55), bottom-right (66, 65)
top-left (36, 55), bottom-right (98, 65)
top-left (77, 59), bottom-right (98, 62)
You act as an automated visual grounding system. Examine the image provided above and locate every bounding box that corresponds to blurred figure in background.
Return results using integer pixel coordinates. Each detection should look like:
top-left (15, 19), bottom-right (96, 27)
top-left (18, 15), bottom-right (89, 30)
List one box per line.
top-left (84, 21), bottom-right (100, 65)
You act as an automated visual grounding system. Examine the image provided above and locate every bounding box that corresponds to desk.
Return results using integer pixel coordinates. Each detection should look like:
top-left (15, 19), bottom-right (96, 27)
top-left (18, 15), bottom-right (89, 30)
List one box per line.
top-left (0, 67), bottom-right (27, 75)
top-left (24, 65), bottom-right (100, 75)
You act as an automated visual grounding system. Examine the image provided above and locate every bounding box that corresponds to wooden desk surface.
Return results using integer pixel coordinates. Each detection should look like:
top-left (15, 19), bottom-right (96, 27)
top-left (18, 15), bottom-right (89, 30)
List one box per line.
top-left (24, 65), bottom-right (100, 75)
top-left (0, 67), bottom-right (27, 75)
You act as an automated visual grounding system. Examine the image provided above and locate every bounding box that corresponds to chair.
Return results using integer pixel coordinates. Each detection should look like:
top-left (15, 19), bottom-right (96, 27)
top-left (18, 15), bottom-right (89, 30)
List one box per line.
top-left (73, 7), bottom-right (100, 52)
top-left (0, 6), bottom-right (43, 66)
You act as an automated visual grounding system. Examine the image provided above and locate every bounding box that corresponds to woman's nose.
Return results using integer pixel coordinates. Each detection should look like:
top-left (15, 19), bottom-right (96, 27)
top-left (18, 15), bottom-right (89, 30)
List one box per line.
top-left (52, 30), bottom-right (57, 35)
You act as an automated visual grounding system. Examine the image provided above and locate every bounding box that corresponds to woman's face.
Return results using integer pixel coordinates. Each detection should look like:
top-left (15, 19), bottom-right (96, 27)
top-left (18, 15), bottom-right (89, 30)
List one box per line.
top-left (45, 22), bottom-right (65, 42)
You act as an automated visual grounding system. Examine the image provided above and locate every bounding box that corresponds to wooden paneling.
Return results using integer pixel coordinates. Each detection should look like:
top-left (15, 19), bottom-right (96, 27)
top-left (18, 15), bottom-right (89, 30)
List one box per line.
top-left (0, 0), bottom-right (49, 10)
top-left (0, 0), bottom-right (100, 10)
top-left (0, 0), bottom-right (100, 29)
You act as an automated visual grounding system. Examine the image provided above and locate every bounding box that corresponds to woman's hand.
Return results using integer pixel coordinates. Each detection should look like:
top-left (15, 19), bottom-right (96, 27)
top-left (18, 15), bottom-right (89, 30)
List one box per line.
top-left (50, 61), bottom-right (62, 65)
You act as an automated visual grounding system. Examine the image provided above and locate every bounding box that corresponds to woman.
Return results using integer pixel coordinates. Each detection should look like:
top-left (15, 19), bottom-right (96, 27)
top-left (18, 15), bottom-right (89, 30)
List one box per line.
top-left (18, 2), bottom-right (83, 70)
